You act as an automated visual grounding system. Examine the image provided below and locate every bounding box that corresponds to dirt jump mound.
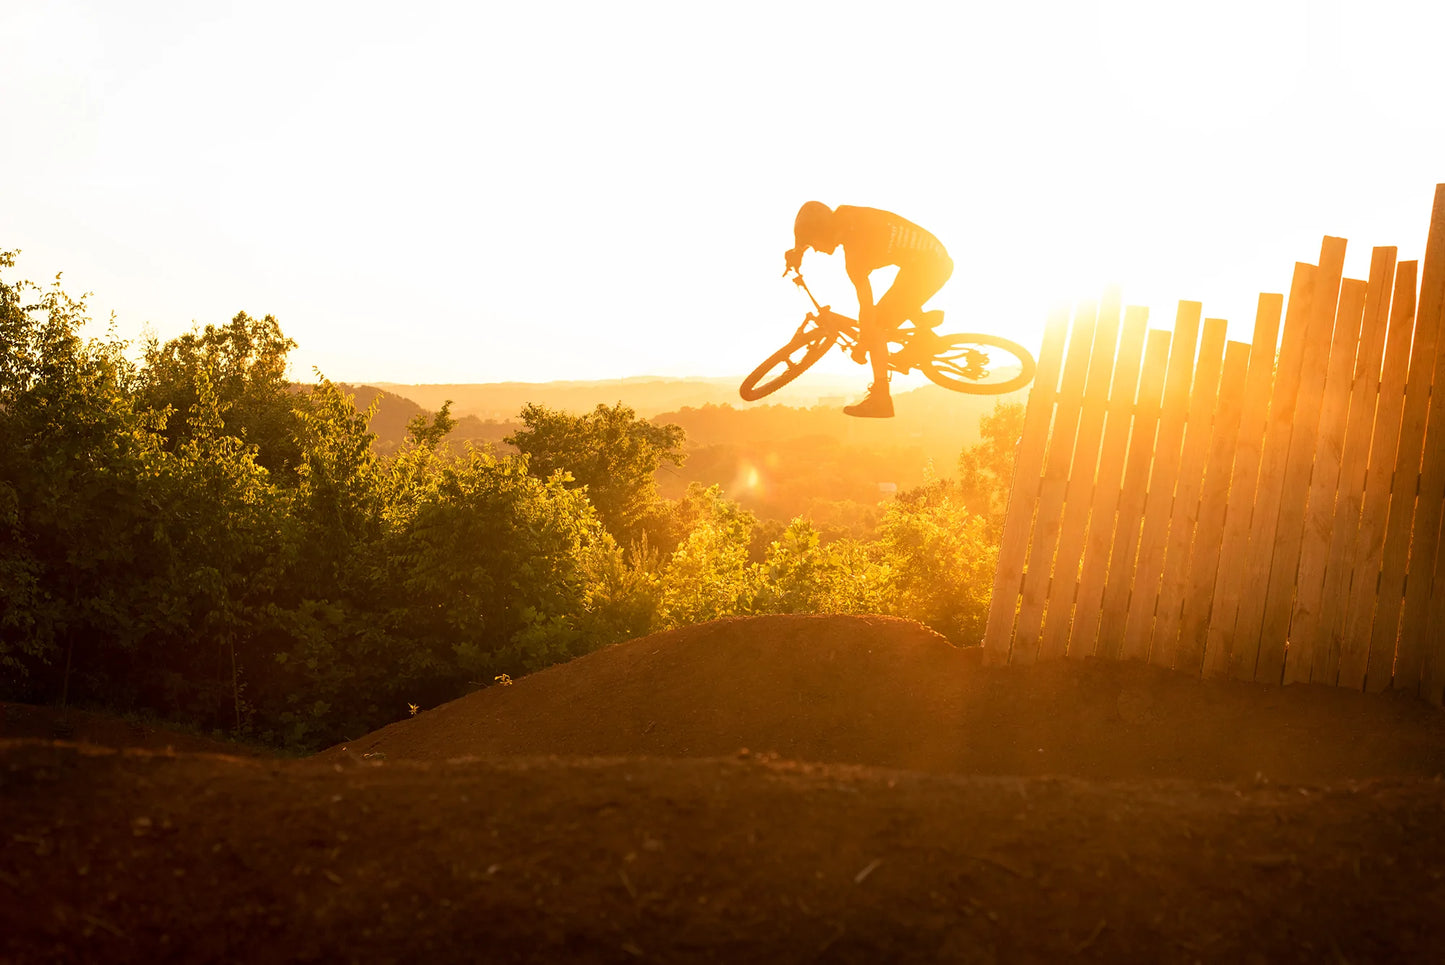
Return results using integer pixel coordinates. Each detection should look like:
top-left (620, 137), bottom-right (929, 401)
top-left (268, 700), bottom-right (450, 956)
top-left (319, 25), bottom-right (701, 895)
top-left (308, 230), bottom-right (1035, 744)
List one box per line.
top-left (327, 614), bottom-right (1445, 784)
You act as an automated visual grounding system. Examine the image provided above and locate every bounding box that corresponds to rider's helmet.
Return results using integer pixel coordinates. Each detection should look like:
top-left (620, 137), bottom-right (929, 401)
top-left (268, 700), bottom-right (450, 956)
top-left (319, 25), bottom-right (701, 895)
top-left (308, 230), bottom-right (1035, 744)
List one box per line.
top-left (794, 201), bottom-right (834, 249)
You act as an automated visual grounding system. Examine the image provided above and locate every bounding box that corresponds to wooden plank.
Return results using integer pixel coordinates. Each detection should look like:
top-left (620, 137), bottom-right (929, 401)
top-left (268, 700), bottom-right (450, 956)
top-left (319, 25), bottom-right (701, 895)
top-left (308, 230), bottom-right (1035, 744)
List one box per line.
top-left (1310, 248), bottom-right (1398, 686)
top-left (1063, 307), bottom-right (1151, 658)
top-left (1229, 263), bottom-right (1319, 681)
top-left (1421, 188), bottom-right (1445, 706)
top-left (1176, 340), bottom-right (1251, 675)
top-left (1254, 237), bottom-right (1347, 684)
top-left (1036, 290), bottom-right (1123, 662)
top-left (1284, 276), bottom-right (1369, 684)
top-left (1120, 302), bottom-right (1204, 661)
top-left (982, 308), bottom-right (1072, 663)
top-left (1394, 183), bottom-right (1445, 695)
top-left (1368, 209), bottom-right (1445, 691)
top-left (1425, 551), bottom-right (1445, 705)
top-left (1010, 303), bottom-right (1100, 665)
top-left (1338, 260), bottom-right (1418, 689)
top-left (1150, 317), bottom-right (1229, 668)
top-left (1201, 293), bottom-right (1285, 679)
top-left (1095, 330), bottom-right (1173, 660)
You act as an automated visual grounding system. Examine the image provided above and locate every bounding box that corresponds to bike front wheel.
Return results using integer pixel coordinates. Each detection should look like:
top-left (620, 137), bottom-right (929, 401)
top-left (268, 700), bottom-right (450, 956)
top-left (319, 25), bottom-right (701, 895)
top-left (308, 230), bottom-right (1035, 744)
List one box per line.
top-left (739, 327), bottom-right (837, 401)
top-left (920, 333), bottom-right (1037, 395)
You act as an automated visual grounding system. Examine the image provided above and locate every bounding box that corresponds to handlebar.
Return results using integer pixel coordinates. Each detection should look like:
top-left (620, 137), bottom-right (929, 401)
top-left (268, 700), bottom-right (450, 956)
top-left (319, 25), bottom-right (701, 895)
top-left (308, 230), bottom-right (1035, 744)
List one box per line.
top-left (783, 269), bottom-right (824, 314)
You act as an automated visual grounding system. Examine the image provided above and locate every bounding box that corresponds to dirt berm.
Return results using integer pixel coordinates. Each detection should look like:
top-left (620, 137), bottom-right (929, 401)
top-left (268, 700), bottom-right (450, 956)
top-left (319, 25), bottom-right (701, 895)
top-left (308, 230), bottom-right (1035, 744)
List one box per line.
top-left (4, 614), bottom-right (1445, 964)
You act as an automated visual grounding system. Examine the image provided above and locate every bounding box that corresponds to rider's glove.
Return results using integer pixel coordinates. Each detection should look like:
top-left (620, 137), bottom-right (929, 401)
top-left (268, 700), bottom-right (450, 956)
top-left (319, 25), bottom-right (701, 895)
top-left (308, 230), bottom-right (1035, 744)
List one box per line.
top-left (783, 247), bottom-right (803, 273)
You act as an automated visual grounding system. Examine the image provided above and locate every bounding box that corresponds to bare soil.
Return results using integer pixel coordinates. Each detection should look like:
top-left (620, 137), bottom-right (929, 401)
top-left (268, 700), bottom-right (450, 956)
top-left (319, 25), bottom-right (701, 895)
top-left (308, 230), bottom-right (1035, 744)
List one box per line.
top-left (4, 614), bottom-right (1445, 963)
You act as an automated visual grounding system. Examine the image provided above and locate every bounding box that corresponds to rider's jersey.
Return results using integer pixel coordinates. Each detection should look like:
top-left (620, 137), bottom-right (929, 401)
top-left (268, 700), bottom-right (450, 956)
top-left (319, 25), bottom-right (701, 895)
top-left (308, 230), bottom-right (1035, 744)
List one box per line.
top-left (834, 206), bottom-right (950, 274)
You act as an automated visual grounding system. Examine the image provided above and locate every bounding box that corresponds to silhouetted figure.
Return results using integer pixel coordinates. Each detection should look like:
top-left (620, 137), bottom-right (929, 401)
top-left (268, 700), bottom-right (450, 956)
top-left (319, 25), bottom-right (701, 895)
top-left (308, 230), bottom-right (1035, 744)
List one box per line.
top-left (785, 202), bottom-right (954, 418)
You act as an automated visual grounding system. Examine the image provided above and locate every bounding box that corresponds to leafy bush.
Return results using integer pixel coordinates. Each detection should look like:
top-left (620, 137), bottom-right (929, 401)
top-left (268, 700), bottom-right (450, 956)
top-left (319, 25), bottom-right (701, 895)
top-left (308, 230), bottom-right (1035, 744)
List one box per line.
top-left (0, 251), bottom-right (1019, 747)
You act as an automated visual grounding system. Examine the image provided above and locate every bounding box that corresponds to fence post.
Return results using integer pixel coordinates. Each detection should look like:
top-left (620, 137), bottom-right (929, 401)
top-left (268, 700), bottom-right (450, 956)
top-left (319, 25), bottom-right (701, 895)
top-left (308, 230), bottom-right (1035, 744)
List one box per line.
top-left (982, 308), bottom-right (1071, 664)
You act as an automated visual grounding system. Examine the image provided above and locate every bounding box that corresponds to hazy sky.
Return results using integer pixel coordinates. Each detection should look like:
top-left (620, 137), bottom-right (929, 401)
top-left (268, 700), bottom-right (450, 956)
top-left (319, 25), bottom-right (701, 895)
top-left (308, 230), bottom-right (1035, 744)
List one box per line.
top-left (4, 0), bottom-right (1443, 385)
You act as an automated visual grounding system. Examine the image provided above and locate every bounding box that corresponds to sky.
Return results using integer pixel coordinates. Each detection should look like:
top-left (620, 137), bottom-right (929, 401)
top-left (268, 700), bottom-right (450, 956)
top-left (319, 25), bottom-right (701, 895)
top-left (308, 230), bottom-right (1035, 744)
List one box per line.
top-left (4, 0), bottom-right (1443, 386)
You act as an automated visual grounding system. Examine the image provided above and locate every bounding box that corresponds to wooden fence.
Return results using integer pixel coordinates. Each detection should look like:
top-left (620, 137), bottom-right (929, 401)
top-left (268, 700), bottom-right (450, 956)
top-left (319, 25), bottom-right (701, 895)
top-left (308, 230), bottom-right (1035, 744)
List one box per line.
top-left (983, 183), bottom-right (1445, 703)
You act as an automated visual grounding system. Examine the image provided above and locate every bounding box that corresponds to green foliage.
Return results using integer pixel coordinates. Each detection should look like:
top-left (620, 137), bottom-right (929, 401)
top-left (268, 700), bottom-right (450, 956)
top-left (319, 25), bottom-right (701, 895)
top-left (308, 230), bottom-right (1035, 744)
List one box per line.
top-left (656, 484), bottom-right (759, 627)
top-left (0, 250), bottom-right (1023, 749)
top-left (138, 311), bottom-right (301, 478)
top-left (0, 262), bottom-right (162, 700)
top-left (506, 402), bottom-right (685, 546)
top-left (957, 401), bottom-right (1025, 537)
top-left (876, 483), bottom-right (998, 645)
top-left (406, 400), bottom-right (457, 450)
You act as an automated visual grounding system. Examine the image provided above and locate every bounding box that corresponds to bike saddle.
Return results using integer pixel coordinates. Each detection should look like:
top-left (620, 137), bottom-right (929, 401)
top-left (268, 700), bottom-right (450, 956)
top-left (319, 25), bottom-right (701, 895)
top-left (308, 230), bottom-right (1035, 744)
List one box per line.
top-left (915, 310), bottom-right (945, 329)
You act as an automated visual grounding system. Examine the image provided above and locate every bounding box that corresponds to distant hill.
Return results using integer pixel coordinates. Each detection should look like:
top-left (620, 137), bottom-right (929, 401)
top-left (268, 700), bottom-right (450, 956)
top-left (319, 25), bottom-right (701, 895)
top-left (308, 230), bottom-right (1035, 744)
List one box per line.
top-left (332, 384), bottom-right (515, 456)
top-left (370, 375), bottom-right (865, 420)
top-left (354, 378), bottom-right (1027, 532)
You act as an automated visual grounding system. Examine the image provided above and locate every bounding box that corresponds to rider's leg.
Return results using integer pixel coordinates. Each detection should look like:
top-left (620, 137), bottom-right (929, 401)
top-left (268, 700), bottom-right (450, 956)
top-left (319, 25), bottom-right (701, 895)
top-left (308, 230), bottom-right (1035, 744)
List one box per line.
top-left (843, 312), bottom-right (896, 418)
top-left (845, 256), bottom-right (952, 418)
top-left (886, 255), bottom-right (954, 328)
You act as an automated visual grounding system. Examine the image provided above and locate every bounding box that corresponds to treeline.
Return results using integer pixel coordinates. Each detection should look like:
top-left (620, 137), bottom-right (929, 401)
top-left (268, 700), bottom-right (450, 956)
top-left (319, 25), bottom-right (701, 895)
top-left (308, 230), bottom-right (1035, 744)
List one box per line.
top-left (0, 252), bottom-right (1020, 750)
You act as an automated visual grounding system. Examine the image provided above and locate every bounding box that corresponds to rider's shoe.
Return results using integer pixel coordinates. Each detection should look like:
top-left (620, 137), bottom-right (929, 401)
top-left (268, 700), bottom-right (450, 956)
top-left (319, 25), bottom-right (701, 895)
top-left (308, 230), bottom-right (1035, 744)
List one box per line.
top-left (850, 344), bottom-right (869, 364)
top-left (843, 385), bottom-right (894, 419)
top-left (916, 309), bottom-right (945, 328)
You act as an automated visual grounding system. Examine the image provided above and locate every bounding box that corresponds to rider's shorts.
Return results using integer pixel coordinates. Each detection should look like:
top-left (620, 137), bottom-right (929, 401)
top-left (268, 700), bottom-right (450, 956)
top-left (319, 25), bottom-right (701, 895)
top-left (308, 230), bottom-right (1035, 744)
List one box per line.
top-left (875, 254), bottom-right (954, 328)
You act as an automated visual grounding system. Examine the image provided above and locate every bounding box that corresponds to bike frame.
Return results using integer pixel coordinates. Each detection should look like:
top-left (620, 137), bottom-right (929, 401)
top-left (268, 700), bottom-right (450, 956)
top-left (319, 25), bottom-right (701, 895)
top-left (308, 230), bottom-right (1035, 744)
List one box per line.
top-left (787, 271), bottom-right (936, 375)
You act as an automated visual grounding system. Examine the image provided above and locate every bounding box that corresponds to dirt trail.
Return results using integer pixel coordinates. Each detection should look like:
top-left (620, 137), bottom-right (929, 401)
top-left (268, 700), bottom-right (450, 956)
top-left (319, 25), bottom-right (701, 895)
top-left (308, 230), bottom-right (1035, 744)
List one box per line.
top-left (4, 614), bottom-right (1445, 964)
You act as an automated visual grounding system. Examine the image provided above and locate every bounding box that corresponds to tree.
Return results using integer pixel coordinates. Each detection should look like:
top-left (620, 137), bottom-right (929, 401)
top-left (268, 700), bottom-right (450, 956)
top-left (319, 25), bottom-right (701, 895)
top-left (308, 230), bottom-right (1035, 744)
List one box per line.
top-left (506, 402), bottom-right (685, 545)
top-left (0, 260), bottom-right (162, 704)
top-left (138, 311), bottom-right (302, 478)
top-left (657, 484), bottom-right (758, 627)
top-left (877, 485), bottom-right (998, 645)
top-left (957, 401), bottom-right (1025, 536)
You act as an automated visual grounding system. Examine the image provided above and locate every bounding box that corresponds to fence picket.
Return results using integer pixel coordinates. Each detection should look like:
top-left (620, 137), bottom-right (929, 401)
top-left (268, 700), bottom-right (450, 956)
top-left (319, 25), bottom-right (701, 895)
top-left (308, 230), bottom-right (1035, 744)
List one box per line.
top-left (1096, 331), bottom-right (1173, 660)
top-left (1340, 261), bottom-right (1418, 690)
top-left (1369, 217), bottom-right (1445, 690)
top-left (1011, 304), bottom-right (1100, 665)
top-left (1252, 239), bottom-right (1347, 683)
top-left (1151, 318), bottom-right (1229, 667)
top-left (1201, 294), bottom-right (1284, 679)
top-left (1064, 308), bottom-right (1151, 658)
top-left (1286, 276), bottom-right (1369, 684)
top-left (1036, 291), bottom-right (1124, 662)
top-left (1176, 341), bottom-right (1251, 675)
top-left (1308, 249), bottom-right (1397, 686)
top-left (1394, 184), bottom-right (1445, 696)
top-left (982, 308), bottom-right (1072, 663)
top-left (1121, 303), bottom-right (1204, 661)
top-left (1230, 261), bottom-right (1322, 679)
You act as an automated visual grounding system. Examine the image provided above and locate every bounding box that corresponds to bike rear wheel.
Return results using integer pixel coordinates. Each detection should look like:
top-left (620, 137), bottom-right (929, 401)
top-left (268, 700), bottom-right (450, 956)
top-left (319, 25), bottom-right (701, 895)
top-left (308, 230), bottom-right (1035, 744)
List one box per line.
top-left (921, 333), bottom-right (1037, 394)
top-left (739, 327), bottom-right (837, 401)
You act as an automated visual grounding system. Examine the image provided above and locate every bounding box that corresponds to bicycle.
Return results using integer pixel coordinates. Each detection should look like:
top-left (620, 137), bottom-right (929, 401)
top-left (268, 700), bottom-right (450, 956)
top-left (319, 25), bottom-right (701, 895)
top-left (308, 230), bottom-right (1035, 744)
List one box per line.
top-left (739, 271), bottom-right (1037, 402)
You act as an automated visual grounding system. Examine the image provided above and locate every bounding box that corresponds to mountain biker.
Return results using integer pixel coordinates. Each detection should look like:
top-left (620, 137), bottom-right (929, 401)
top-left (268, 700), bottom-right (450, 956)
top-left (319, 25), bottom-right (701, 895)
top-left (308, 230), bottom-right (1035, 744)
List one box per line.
top-left (784, 201), bottom-right (954, 418)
